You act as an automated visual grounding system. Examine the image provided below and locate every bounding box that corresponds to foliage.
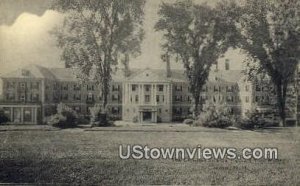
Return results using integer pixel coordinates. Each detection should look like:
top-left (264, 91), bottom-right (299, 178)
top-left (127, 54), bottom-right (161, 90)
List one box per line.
top-left (89, 104), bottom-right (114, 127)
top-left (51, 0), bottom-right (146, 109)
top-left (235, 109), bottom-right (280, 129)
top-left (235, 0), bottom-right (300, 126)
top-left (183, 119), bottom-right (194, 125)
top-left (155, 0), bottom-right (240, 116)
top-left (0, 110), bottom-right (9, 125)
top-left (47, 103), bottom-right (78, 128)
top-left (132, 116), bottom-right (139, 123)
top-left (193, 104), bottom-right (235, 128)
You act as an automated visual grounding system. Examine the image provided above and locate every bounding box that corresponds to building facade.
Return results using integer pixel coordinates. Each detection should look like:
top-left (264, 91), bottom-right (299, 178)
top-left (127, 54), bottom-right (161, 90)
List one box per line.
top-left (0, 63), bottom-right (298, 124)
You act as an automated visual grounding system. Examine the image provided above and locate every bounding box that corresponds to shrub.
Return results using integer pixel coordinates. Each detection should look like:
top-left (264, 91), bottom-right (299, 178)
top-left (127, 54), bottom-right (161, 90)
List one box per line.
top-left (47, 110), bottom-right (77, 128)
top-left (235, 109), bottom-right (280, 129)
top-left (132, 116), bottom-right (139, 123)
top-left (89, 104), bottom-right (114, 127)
top-left (0, 110), bottom-right (9, 125)
top-left (47, 103), bottom-right (78, 128)
top-left (193, 104), bottom-right (235, 128)
top-left (183, 119), bottom-right (194, 125)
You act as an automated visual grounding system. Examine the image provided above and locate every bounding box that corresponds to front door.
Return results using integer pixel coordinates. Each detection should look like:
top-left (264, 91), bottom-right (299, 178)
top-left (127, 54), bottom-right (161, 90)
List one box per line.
top-left (142, 112), bottom-right (152, 122)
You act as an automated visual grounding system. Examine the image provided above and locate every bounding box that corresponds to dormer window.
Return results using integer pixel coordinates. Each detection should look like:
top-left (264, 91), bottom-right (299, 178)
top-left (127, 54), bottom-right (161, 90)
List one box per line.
top-left (21, 69), bottom-right (30, 76)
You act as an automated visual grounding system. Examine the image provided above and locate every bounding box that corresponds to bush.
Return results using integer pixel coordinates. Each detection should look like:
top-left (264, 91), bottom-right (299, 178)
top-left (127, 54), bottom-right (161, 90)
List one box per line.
top-left (193, 104), bottom-right (234, 128)
top-left (47, 103), bottom-right (78, 128)
top-left (183, 119), bottom-right (194, 125)
top-left (47, 111), bottom-right (77, 128)
top-left (132, 116), bottom-right (139, 123)
top-left (0, 110), bottom-right (9, 125)
top-left (89, 104), bottom-right (114, 127)
top-left (235, 109), bottom-right (280, 129)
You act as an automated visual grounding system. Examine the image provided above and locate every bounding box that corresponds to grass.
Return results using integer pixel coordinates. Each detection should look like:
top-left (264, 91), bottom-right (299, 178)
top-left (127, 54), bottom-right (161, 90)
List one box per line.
top-left (0, 124), bottom-right (299, 185)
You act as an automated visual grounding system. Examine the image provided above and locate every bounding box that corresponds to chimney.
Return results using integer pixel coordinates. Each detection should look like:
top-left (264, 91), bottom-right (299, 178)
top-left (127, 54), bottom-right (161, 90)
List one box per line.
top-left (123, 54), bottom-right (130, 77)
top-left (225, 59), bottom-right (230, 71)
top-left (166, 54), bottom-right (171, 78)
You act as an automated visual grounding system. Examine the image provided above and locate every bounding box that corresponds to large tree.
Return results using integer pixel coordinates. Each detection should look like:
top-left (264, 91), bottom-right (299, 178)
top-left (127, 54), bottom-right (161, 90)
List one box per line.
top-left (237, 0), bottom-right (300, 126)
top-left (51, 0), bottom-right (145, 115)
top-left (155, 0), bottom-right (240, 116)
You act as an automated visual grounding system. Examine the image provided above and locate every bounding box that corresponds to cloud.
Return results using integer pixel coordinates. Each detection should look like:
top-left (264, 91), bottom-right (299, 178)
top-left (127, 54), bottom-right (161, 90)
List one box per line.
top-left (0, 0), bottom-right (246, 76)
top-left (0, 0), bottom-right (50, 25)
top-left (0, 10), bottom-right (64, 74)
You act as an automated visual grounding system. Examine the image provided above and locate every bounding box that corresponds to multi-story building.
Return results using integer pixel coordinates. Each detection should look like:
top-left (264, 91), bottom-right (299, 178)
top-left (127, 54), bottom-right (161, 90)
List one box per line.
top-left (0, 61), bottom-right (297, 125)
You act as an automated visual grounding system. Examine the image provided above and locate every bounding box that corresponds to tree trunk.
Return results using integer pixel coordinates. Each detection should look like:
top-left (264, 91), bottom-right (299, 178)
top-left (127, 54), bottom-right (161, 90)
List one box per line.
top-left (193, 94), bottom-right (200, 119)
top-left (276, 82), bottom-right (287, 127)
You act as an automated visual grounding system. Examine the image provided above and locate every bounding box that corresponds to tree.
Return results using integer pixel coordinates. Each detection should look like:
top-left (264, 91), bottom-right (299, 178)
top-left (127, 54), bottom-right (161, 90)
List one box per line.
top-left (51, 0), bottom-right (145, 122)
top-left (155, 0), bottom-right (239, 116)
top-left (237, 0), bottom-right (300, 126)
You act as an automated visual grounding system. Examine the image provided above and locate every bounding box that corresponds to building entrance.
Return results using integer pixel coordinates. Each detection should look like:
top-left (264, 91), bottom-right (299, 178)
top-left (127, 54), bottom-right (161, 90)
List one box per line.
top-left (142, 111), bottom-right (152, 122)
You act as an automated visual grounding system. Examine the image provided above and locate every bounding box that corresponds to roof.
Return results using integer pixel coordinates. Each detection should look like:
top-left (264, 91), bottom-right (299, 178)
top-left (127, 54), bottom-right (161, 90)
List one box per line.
top-left (1, 64), bottom-right (56, 80)
top-left (208, 70), bottom-right (245, 83)
top-left (0, 64), bottom-right (245, 84)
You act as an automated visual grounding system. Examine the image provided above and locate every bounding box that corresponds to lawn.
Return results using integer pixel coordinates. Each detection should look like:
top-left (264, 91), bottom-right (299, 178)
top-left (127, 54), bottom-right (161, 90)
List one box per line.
top-left (0, 124), bottom-right (299, 185)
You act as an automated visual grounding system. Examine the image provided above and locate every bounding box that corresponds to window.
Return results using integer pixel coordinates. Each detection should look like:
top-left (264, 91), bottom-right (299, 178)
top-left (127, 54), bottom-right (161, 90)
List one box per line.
top-left (20, 95), bottom-right (25, 102)
top-left (174, 107), bottom-right (182, 115)
top-left (226, 86), bottom-right (233, 92)
top-left (63, 94), bottom-right (68, 101)
top-left (74, 94), bottom-right (81, 101)
top-left (7, 82), bottom-right (15, 89)
top-left (6, 93), bottom-right (15, 101)
top-left (245, 96), bottom-right (249, 103)
top-left (87, 93), bottom-right (94, 101)
top-left (213, 95), bottom-right (217, 103)
top-left (20, 83), bottom-right (26, 89)
top-left (112, 107), bottom-right (119, 114)
top-left (175, 85), bottom-right (182, 91)
top-left (73, 84), bottom-right (81, 91)
top-left (256, 84), bottom-right (261, 91)
top-left (158, 85), bottom-right (164, 92)
top-left (62, 84), bottom-right (68, 91)
top-left (45, 94), bottom-right (49, 101)
top-left (214, 86), bottom-right (219, 92)
top-left (112, 94), bottom-right (119, 101)
top-left (132, 84), bottom-right (138, 91)
top-left (87, 85), bottom-right (94, 91)
top-left (226, 96), bottom-right (233, 102)
top-left (145, 95), bottom-right (150, 103)
top-left (245, 85), bottom-right (249, 91)
top-left (187, 96), bottom-right (192, 103)
top-left (32, 94), bottom-right (39, 101)
top-left (145, 85), bottom-right (151, 92)
top-left (112, 84), bottom-right (119, 91)
top-left (135, 95), bottom-right (139, 103)
top-left (31, 82), bottom-right (39, 89)
top-left (255, 96), bottom-right (260, 103)
top-left (175, 95), bottom-right (182, 102)
top-left (156, 95), bottom-right (160, 102)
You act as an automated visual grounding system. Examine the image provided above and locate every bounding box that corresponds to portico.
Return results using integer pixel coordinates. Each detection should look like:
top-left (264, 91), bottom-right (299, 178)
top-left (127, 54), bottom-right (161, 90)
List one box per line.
top-left (122, 69), bottom-right (173, 123)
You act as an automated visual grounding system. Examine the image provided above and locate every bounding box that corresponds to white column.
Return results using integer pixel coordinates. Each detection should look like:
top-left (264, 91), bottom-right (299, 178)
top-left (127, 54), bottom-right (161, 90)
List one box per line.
top-left (141, 84), bottom-right (144, 104)
top-left (21, 107), bottom-right (24, 123)
top-left (10, 107), bottom-right (13, 122)
top-left (138, 84), bottom-right (141, 105)
top-left (152, 84), bottom-right (154, 105)
top-left (31, 107), bottom-right (34, 124)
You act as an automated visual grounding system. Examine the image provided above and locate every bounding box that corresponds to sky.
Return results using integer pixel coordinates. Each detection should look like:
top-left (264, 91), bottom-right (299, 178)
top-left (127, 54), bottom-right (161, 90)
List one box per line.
top-left (0, 0), bottom-right (246, 75)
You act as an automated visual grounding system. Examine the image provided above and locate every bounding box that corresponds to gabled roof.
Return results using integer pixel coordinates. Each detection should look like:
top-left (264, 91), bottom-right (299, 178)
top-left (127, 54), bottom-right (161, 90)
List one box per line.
top-left (1, 64), bottom-right (245, 84)
top-left (208, 70), bottom-right (245, 83)
top-left (1, 64), bottom-right (56, 80)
